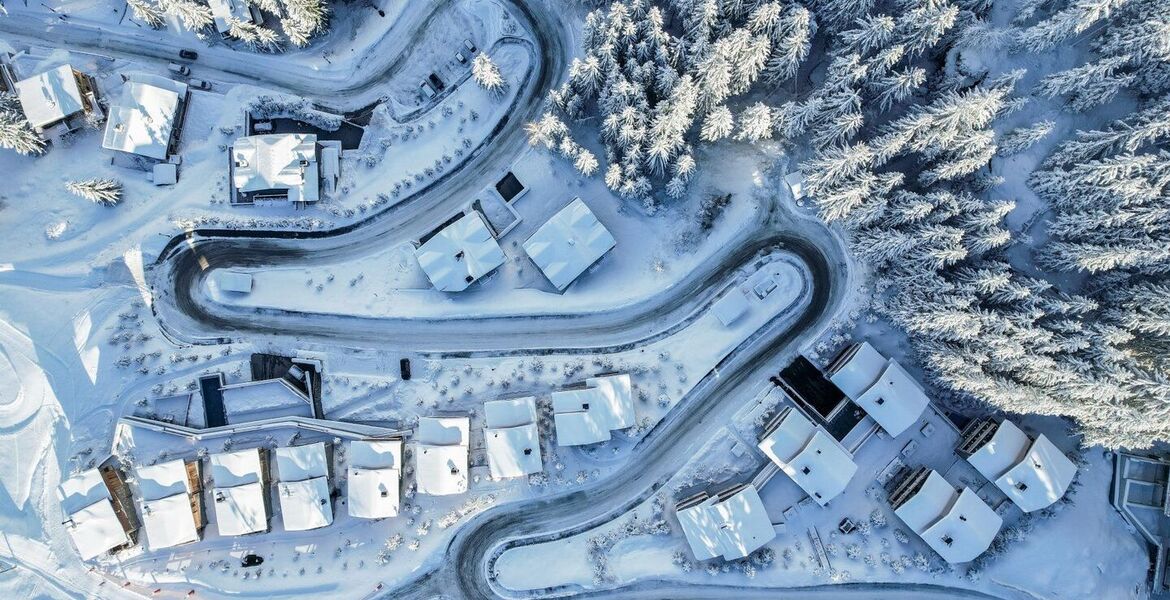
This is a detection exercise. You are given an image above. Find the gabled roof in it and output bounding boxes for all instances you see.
[208,0,255,34]
[16,64,85,129]
[551,374,634,446]
[57,469,130,560]
[676,485,775,561]
[274,443,329,482]
[209,448,263,488]
[484,397,542,479]
[277,477,332,531]
[416,417,470,496]
[232,134,321,202]
[102,80,184,160]
[967,420,1031,482]
[136,459,191,501]
[758,407,856,506]
[347,439,402,519]
[893,470,1002,564]
[415,213,506,292]
[66,499,131,560]
[828,342,887,399]
[523,198,616,291]
[140,493,199,550]
[211,481,268,536]
[996,434,1077,513]
[484,397,538,429]
[851,361,929,437]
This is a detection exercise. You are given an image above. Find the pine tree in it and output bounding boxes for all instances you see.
[998,120,1055,156]
[1034,55,1133,112]
[158,0,213,31]
[127,0,166,28]
[67,179,123,206]
[700,105,735,141]
[0,94,46,156]
[472,53,506,93]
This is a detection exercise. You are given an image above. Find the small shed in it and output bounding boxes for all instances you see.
[215,270,253,294]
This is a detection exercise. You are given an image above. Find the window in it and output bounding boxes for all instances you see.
[1016,482,1028,492]
[801,466,811,475]
[875,397,885,405]
[942,535,954,546]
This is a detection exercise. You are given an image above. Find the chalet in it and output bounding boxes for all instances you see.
[959,418,1077,513]
[483,397,542,479]
[208,0,259,34]
[551,374,634,446]
[135,459,203,551]
[102,76,188,161]
[523,198,616,291]
[57,467,137,560]
[348,439,403,519]
[209,448,269,536]
[890,467,1002,564]
[757,406,858,506]
[826,342,929,437]
[230,133,340,204]
[415,212,506,292]
[15,64,100,137]
[415,416,470,496]
[676,484,775,561]
[274,443,332,531]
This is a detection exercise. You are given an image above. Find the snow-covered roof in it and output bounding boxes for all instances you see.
[275,442,329,482]
[277,477,332,531]
[967,420,1032,483]
[347,439,402,519]
[483,397,542,479]
[551,374,634,446]
[416,417,470,496]
[712,288,750,326]
[758,407,857,506]
[16,64,86,129]
[209,448,268,535]
[997,434,1077,513]
[214,270,253,293]
[140,492,199,550]
[57,470,129,561]
[851,361,929,437]
[152,163,178,185]
[211,481,268,536]
[220,378,312,424]
[232,134,322,202]
[523,198,616,291]
[828,343,928,437]
[66,499,132,560]
[209,448,264,488]
[415,212,506,292]
[135,459,191,501]
[828,342,887,399]
[208,0,255,34]
[676,485,775,561]
[784,171,806,200]
[102,80,185,160]
[894,470,1002,564]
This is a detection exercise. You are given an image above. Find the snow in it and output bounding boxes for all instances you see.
[274,442,329,482]
[102,78,185,160]
[276,477,333,531]
[893,470,1002,564]
[15,64,85,129]
[851,361,930,438]
[712,288,751,327]
[220,378,313,423]
[551,374,635,447]
[483,397,542,479]
[414,212,506,292]
[210,481,269,536]
[415,416,469,496]
[63,498,131,561]
[996,434,1077,514]
[522,197,617,291]
[677,484,776,561]
[139,491,200,550]
[346,439,403,519]
[232,134,325,203]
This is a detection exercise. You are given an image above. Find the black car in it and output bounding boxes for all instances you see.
[241,554,264,568]
[400,358,411,381]
[179,49,198,60]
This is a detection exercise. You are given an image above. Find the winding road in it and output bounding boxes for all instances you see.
[0,2,1003,599]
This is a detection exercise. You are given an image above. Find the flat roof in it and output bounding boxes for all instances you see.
[712,288,750,326]
[485,423,543,479]
[996,434,1077,513]
[140,492,199,550]
[16,64,84,129]
[275,442,328,482]
[136,459,192,501]
[523,198,616,291]
[415,212,506,292]
[277,477,332,531]
[214,270,253,293]
[65,498,131,560]
[211,481,268,536]
[209,447,264,488]
[220,378,312,424]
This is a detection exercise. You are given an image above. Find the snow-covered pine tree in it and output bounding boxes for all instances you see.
[997,120,1055,156]
[67,179,124,206]
[700,105,735,141]
[1034,55,1133,112]
[127,0,166,28]
[1015,0,1128,54]
[472,53,506,93]
[0,93,46,156]
[157,0,213,31]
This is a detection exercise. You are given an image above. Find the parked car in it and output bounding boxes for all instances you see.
[189,79,212,91]
[455,51,467,64]
[463,39,477,53]
[179,49,199,60]
[419,80,436,98]
[253,120,274,132]
[400,358,411,381]
[167,63,190,76]
[428,72,445,91]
